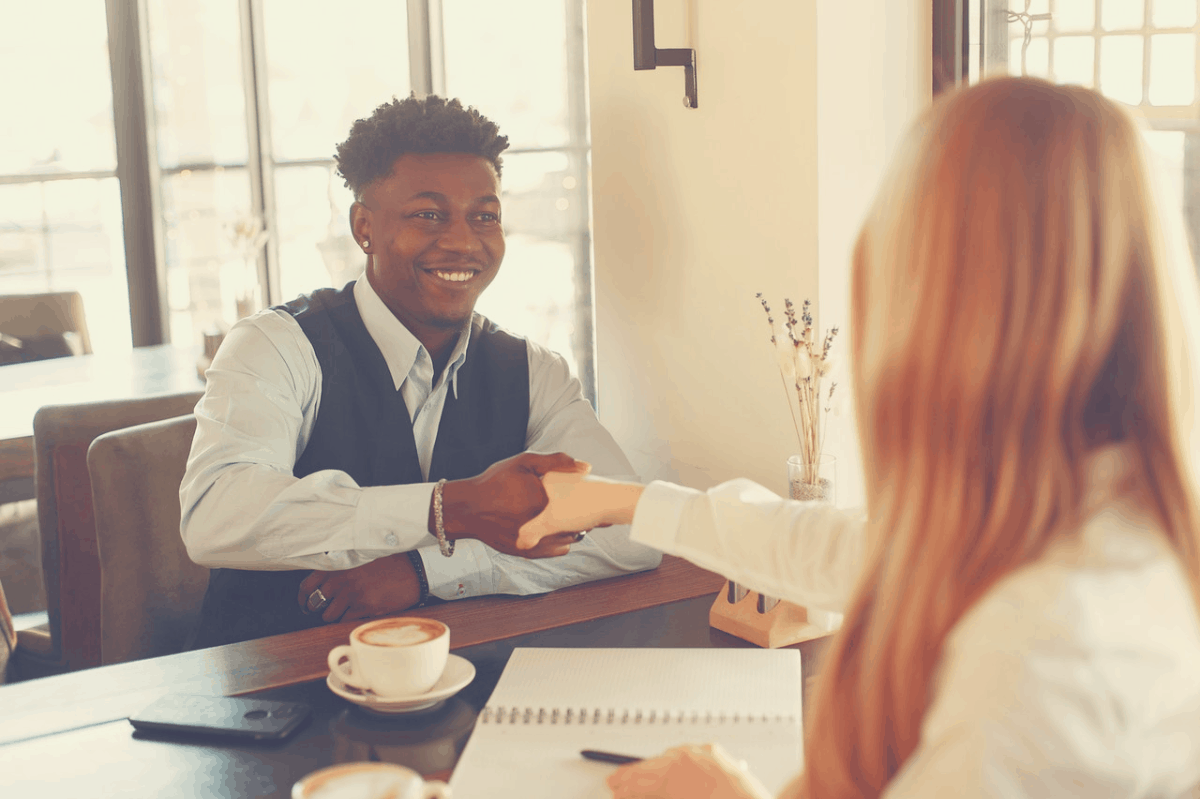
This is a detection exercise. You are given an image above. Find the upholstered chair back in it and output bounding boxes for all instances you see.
[89,414,209,665]
[0,577,15,684]
[19,391,204,674]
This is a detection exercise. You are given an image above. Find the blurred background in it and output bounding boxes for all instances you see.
[0,0,595,394]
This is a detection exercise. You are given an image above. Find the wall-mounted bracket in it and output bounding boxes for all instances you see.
[632,0,698,109]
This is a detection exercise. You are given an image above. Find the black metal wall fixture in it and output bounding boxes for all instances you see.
[633,0,698,109]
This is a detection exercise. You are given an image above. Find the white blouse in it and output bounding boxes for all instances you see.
[629,447,1200,797]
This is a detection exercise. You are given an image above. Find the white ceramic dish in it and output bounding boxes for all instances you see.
[326,653,475,715]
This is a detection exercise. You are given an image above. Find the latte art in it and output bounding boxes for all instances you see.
[357,619,444,647]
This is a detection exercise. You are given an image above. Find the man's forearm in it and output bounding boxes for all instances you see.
[183,461,438,570]
[423,526,661,600]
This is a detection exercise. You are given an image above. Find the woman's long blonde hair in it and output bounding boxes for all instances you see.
[799,76,1200,797]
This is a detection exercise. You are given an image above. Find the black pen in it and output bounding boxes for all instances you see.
[580,749,643,765]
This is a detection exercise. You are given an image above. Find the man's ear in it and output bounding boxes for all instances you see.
[350,201,371,250]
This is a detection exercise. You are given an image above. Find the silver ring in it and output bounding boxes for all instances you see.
[573,531,587,542]
[306,587,330,614]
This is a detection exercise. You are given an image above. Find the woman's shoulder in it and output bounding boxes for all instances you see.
[961,499,1199,659]
[918,507,1200,793]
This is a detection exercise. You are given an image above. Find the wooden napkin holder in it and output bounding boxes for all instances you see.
[709,582,833,649]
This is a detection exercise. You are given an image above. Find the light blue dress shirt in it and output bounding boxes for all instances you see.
[180,276,660,600]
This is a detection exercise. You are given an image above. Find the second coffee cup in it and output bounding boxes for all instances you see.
[327,617,449,697]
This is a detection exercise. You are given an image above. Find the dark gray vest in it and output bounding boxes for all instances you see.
[191,283,529,648]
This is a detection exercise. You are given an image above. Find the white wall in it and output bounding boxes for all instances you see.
[816,1,931,508]
[588,0,930,500]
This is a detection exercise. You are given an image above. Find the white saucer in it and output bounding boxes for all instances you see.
[326,654,475,715]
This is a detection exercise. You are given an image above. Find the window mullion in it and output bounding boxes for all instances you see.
[240,0,279,306]
[429,0,446,96]
[407,0,445,95]
[564,0,596,405]
[106,0,167,346]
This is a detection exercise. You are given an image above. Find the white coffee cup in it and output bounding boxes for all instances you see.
[327,617,450,698]
[291,762,450,799]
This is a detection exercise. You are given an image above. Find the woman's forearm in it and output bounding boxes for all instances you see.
[589,477,645,526]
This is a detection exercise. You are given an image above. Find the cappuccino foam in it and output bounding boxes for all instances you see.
[357,619,443,647]
[302,764,413,799]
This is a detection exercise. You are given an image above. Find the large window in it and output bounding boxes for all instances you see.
[939,0,1200,263]
[1,0,595,394]
[0,2,132,354]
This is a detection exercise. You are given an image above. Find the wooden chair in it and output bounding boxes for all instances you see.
[14,391,204,677]
[89,414,209,665]
[0,291,93,361]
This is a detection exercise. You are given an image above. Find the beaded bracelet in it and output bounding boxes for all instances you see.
[405,549,431,608]
[432,478,455,557]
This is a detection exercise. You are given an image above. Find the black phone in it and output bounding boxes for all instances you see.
[128,694,311,741]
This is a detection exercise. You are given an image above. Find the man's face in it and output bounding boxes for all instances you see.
[353,152,504,336]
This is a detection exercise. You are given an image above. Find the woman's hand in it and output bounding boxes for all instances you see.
[516,472,646,550]
[606,744,772,799]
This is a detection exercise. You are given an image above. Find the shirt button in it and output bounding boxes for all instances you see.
[385,533,398,547]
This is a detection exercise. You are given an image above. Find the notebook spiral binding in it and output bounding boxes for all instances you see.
[478,707,798,725]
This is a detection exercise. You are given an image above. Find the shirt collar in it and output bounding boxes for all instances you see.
[353,275,472,397]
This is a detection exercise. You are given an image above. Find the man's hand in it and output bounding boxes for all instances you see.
[434,452,591,557]
[296,553,422,624]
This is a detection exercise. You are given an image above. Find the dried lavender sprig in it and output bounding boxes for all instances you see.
[757,293,776,344]
[822,327,839,359]
[798,298,813,343]
[783,299,800,344]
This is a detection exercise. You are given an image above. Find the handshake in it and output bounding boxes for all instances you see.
[515,468,644,552]
[442,452,643,558]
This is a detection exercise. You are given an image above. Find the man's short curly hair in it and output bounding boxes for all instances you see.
[334,94,509,199]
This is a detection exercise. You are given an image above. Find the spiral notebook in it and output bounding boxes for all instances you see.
[449,648,803,798]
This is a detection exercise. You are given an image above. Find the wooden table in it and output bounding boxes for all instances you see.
[0,557,831,795]
[0,344,203,499]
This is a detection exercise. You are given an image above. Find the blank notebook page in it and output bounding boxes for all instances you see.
[449,648,803,799]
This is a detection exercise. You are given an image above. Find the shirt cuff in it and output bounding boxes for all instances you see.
[354,483,438,551]
[630,480,701,555]
[420,539,493,600]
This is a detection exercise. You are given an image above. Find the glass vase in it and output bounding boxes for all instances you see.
[787,454,836,504]
[786,453,843,633]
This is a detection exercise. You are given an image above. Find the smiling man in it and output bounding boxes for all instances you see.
[180,95,660,648]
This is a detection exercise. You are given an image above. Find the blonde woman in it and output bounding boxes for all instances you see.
[519,77,1200,797]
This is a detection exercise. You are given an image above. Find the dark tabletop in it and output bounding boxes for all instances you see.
[0,594,829,797]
